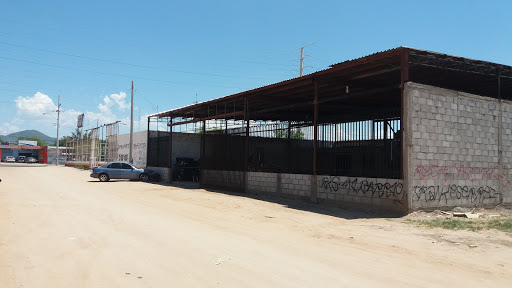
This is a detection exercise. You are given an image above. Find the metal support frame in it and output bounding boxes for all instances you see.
[400,50,409,180]
[168,117,173,183]
[168,111,244,127]
[156,125,160,166]
[201,119,206,163]
[497,67,503,204]
[313,81,319,175]
[244,98,250,172]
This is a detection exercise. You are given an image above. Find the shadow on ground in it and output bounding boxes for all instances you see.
[147,180,403,220]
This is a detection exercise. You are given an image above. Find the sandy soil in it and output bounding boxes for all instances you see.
[1,165,511,287]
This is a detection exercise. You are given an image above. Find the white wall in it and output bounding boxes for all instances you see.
[115,131,148,168]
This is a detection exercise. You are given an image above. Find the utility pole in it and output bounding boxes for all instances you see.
[129,81,134,164]
[298,43,313,77]
[56,95,61,166]
[299,47,305,77]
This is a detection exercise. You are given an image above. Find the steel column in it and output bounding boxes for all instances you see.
[498,67,503,204]
[146,117,150,166]
[400,49,409,180]
[313,81,319,175]
[498,67,502,99]
[156,122,160,166]
[168,117,173,183]
[201,120,206,160]
[244,98,249,172]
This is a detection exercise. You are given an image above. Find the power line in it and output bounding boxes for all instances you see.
[0,55,249,90]
[0,41,159,69]
[0,41,296,80]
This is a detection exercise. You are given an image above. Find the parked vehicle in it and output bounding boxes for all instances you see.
[26,157,38,163]
[17,156,26,163]
[172,157,199,181]
[4,156,15,162]
[90,162,160,182]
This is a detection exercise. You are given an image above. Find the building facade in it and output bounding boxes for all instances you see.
[148,47,512,214]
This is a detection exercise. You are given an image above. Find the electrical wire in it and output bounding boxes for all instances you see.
[0,55,250,90]
[0,41,159,69]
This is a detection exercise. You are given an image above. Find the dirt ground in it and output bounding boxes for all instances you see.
[1,166,511,287]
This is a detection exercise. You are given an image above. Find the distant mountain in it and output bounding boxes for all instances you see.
[0,130,56,145]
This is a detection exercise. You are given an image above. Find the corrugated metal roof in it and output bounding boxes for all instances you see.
[149,46,512,119]
[329,47,407,67]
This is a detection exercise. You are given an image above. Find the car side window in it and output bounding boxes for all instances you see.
[107,164,113,168]
[110,163,122,169]
[121,163,132,170]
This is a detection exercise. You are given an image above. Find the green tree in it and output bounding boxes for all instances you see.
[59,136,73,146]
[0,137,3,143]
[274,128,305,139]
[194,126,223,134]
[18,136,46,146]
[71,128,83,140]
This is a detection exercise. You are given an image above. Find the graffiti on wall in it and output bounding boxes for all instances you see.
[412,184,500,204]
[414,164,509,187]
[319,176,406,204]
[117,142,147,167]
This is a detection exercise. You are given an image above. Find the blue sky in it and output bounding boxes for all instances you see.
[1,0,511,138]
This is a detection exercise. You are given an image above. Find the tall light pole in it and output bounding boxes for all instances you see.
[56,95,61,166]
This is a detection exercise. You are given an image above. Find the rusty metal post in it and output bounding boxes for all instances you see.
[156,120,160,167]
[287,121,291,139]
[498,67,502,100]
[497,67,503,204]
[244,98,250,193]
[400,49,409,180]
[201,119,206,160]
[311,81,319,203]
[146,117,150,167]
[313,81,319,175]
[245,98,250,172]
[400,49,410,213]
[168,117,173,183]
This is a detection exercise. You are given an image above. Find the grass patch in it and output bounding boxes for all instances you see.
[406,217,512,233]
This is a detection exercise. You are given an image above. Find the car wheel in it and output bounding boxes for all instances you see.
[139,173,149,182]
[99,173,110,182]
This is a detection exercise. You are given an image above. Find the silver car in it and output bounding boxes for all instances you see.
[4,156,15,162]
[90,162,160,182]
[26,157,38,163]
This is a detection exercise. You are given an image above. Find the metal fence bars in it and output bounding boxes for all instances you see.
[151,109,401,179]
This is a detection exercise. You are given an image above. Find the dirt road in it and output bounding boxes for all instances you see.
[1,166,511,287]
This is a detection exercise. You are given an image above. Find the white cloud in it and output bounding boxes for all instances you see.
[0,90,138,138]
[110,92,129,109]
[0,123,20,135]
[98,92,129,114]
[15,92,57,117]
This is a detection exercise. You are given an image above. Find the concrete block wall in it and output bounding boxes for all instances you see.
[406,82,510,210]
[247,172,278,194]
[246,172,311,198]
[502,102,512,204]
[148,166,171,182]
[316,175,405,212]
[280,173,311,197]
[203,170,403,213]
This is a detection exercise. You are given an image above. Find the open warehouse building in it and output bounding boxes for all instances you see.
[148,47,512,214]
